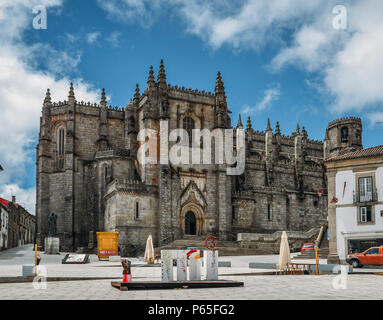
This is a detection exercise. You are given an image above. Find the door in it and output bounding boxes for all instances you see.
[363,247,380,265]
[185,211,196,235]
[378,248,383,265]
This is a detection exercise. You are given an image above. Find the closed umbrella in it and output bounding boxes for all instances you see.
[278,231,291,271]
[144,234,155,264]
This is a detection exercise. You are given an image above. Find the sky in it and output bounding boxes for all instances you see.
[0,0,382,214]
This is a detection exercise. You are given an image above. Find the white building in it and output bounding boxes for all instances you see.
[326,145,383,263]
[0,202,8,250]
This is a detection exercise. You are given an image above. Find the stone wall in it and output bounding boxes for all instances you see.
[237,228,321,254]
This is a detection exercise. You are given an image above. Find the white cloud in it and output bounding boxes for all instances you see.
[97,0,162,27]
[0,185,36,216]
[242,87,280,115]
[106,31,122,47]
[86,31,101,44]
[367,112,383,126]
[98,0,383,117]
[0,0,100,214]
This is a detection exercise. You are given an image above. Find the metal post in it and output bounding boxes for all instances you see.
[315,246,319,275]
[34,244,37,276]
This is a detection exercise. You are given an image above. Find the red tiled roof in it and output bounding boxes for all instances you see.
[0,198,9,208]
[326,145,383,162]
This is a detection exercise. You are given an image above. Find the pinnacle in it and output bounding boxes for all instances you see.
[68,82,75,98]
[148,65,155,84]
[100,88,107,105]
[215,71,225,94]
[44,88,51,104]
[276,121,281,134]
[237,114,243,128]
[266,118,272,131]
[247,116,252,130]
[158,59,166,83]
[134,83,140,102]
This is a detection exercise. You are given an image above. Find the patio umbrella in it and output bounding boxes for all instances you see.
[278,231,291,271]
[144,234,155,264]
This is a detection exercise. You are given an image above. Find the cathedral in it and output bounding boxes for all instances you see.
[36,60,363,255]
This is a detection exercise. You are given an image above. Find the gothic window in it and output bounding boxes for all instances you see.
[183,116,195,145]
[267,204,272,221]
[341,127,349,143]
[57,127,65,170]
[129,116,135,131]
[232,206,236,221]
[135,202,139,219]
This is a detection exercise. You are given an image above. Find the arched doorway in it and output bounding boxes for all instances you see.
[185,211,196,235]
[180,203,206,236]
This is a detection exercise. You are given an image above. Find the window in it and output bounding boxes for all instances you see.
[58,127,65,170]
[358,177,373,202]
[360,206,372,223]
[267,204,272,220]
[183,116,195,145]
[365,248,379,255]
[232,206,236,221]
[341,127,349,143]
[135,202,139,219]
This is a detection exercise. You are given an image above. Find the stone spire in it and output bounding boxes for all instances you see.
[68,82,75,99]
[215,71,225,96]
[237,114,243,129]
[44,88,51,106]
[147,65,155,87]
[276,121,281,134]
[296,124,300,134]
[133,84,140,105]
[247,116,252,131]
[266,118,272,131]
[215,71,228,128]
[100,88,107,106]
[157,59,166,85]
[302,126,308,139]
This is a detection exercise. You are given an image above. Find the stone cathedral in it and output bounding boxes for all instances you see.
[36,60,363,255]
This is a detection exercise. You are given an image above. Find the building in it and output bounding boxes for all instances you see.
[325,145,383,264]
[0,196,35,249]
[0,201,8,250]
[36,60,360,255]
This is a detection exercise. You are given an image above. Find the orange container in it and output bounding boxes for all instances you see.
[96,232,119,260]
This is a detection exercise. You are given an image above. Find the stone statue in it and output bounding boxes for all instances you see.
[48,212,57,237]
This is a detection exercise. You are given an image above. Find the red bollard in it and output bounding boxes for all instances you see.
[121,259,132,283]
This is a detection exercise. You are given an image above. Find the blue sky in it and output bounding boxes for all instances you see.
[0,0,382,213]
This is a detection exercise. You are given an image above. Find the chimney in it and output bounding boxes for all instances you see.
[12,195,16,203]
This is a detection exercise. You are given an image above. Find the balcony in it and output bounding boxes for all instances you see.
[353,189,379,204]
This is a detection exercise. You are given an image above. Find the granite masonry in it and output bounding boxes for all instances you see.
[36,60,363,256]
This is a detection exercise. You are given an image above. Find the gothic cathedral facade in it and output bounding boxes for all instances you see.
[36,60,363,255]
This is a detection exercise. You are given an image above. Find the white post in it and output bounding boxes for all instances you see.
[188,251,201,281]
[204,250,218,280]
[176,250,188,281]
[161,250,174,282]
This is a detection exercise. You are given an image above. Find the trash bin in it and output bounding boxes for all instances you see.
[96,232,119,260]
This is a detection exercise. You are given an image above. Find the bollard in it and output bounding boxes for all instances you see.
[161,250,174,282]
[188,251,201,281]
[176,250,188,281]
[121,259,132,283]
[204,250,218,280]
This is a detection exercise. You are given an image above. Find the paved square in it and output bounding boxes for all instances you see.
[1,245,382,300]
